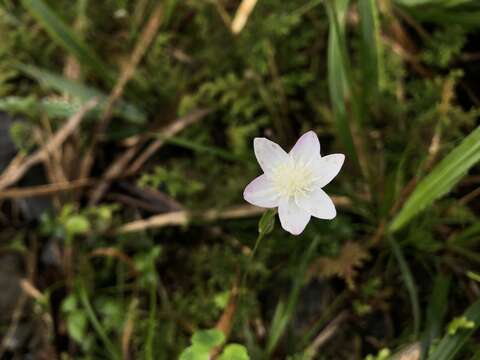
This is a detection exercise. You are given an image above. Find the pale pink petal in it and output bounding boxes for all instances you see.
[254,137,288,174]
[289,131,320,164]
[312,154,345,188]
[296,188,336,220]
[243,174,280,208]
[278,197,311,235]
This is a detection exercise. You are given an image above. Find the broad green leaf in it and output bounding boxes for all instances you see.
[389,126,480,232]
[428,299,480,360]
[17,64,146,124]
[21,0,114,83]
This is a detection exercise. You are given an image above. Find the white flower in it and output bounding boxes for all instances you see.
[243,131,345,235]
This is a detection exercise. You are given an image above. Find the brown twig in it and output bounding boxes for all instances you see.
[127,108,211,174]
[121,298,139,360]
[0,178,96,200]
[88,146,139,205]
[304,311,349,358]
[0,237,38,358]
[211,280,239,359]
[79,3,164,180]
[88,108,209,205]
[89,248,138,277]
[0,99,98,191]
[212,0,232,28]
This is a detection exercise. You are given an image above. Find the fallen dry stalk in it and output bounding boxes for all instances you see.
[304,311,349,358]
[0,99,98,191]
[118,205,264,234]
[88,108,210,205]
[118,196,351,234]
[231,0,258,34]
[127,108,211,174]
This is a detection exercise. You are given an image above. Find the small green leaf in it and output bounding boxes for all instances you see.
[65,215,90,236]
[447,316,475,336]
[179,345,209,360]
[191,329,225,349]
[61,295,78,312]
[67,310,87,343]
[218,344,250,360]
[258,209,276,235]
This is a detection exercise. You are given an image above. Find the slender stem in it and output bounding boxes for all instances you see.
[145,278,157,360]
[241,232,265,291]
[79,282,121,360]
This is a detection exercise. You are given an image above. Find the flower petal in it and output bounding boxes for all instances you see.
[254,137,288,174]
[312,153,345,188]
[243,174,280,208]
[296,188,336,220]
[278,197,311,235]
[289,131,320,164]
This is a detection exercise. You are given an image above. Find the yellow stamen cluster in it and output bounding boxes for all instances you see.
[272,158,315,199]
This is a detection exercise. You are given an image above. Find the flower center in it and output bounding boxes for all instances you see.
[272,158,315,199]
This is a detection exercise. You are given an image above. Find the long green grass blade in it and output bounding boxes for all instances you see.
[358,0,383,103]
[325,0,359,168]
[389,126,480,233]
[428,299,480,360]
[266,237,320,355]
[389,236,421,338]
[395,0,475,6]
[17,64,146,124]
[21,0,114,83]
[421,275,451,359]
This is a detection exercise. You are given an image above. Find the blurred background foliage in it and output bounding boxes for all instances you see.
[0,0,480,359]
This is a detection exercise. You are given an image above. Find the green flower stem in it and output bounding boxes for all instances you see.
[240,232,265,293]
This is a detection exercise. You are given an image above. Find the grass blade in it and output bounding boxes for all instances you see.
[389,236,421,338]
[428,299,480,360]
[266,237,320,355]
[21,0,114,83]
[358,0,383,103]
[420,275,451,359]
[325,0,359,169]
[389,126,480,233]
